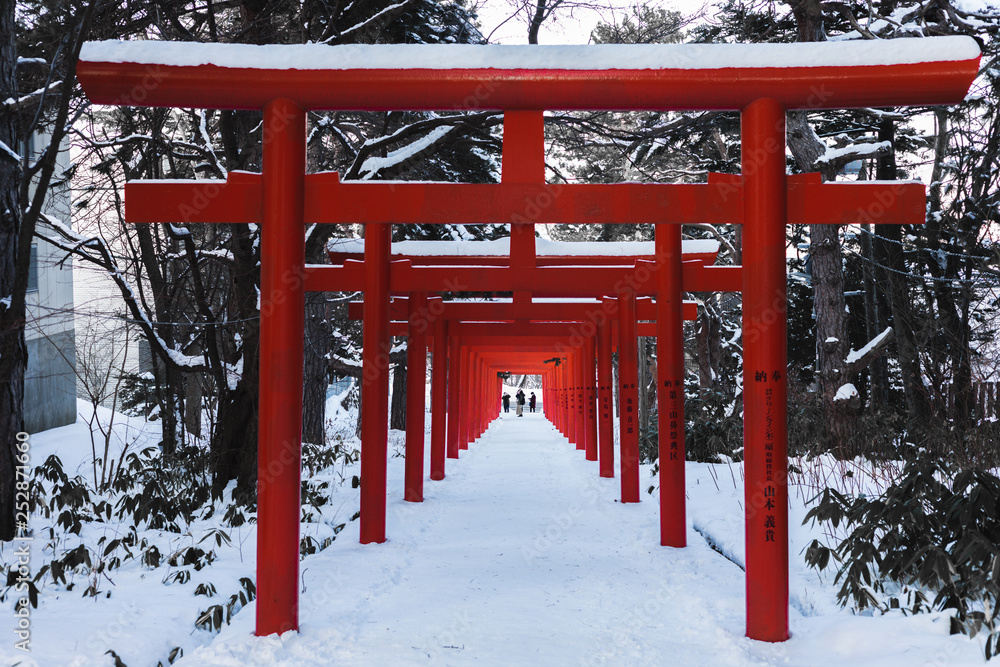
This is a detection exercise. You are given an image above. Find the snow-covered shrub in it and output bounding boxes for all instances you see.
[804,452,1000,659]
[195,577,256,633]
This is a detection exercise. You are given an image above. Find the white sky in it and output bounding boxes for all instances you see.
[472,0,710,45]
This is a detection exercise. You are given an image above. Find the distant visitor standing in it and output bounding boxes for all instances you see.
[502,392,511,413]
[529,392,536,412]
[515,389,525,417]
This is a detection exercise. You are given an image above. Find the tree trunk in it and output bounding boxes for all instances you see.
[696,296,722,399]
[785,4,859,456]
[0,0,24,540]
[811,221,855,455]
[857,162,888,408]
[528,0,547,44]
[926,109,974,429]
[612,352,619,416]
[302,290,328,445]
[185,371,202,439]
[786,110,857,455]
[390,354,407,431]
[859,220,888,407]
[872,118,931,423]
[638,337,649,430]
[210,222,260,499]
[355,385,363,440]
[134,222,183,456]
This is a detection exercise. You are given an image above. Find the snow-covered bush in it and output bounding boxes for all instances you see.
[804,452,1000,659]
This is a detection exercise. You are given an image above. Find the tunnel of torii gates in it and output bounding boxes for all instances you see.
[77,36,979,642]
[333,238,722,499]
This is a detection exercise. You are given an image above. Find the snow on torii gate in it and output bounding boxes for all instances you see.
[77,37,980,643]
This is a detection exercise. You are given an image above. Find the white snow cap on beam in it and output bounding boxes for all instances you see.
[80,37,980,71]
[327,238,719,257]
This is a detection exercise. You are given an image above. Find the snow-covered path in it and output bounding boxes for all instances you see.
[179,411,979,666]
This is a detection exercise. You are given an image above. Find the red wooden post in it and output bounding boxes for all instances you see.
[565,353,573,437]
[476,354,485,438]
[470,349,479,444]
[742,97,789,642]
[490,371,496,423]
[597,312,615,478]
[256,98,305,636]
[475,354,481,437]
[360,220,391,544]
[446,335,461,458]
[541,375,547,418]
[430,319,448,480]
[549,371,555,420]
[495,372,502,421]
[475,353,483,438]
[567,351,577,443]
[618,290,640,503]
[575,348,586,451]
[545,371,551,419]
[490,365,497,422]
[503,110,543,308]
[567,350,577,446]
[656,223,686,547]
[584,336,598,462]
[480,356,488,436]
[564,359,571,437]
[468,350,478,441]
[555,361,563,431]
[552,360,560,429]
[405,292,428,502]
[459,346,471,450]
[554,362,563,433]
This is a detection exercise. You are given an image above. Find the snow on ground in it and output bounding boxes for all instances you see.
[2,401,987,666]
[178,413,979,667]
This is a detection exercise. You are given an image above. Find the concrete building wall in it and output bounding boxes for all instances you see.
[24,130,77,433]
[24,331,77,432]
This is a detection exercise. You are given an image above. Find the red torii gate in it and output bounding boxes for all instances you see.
[346,293,703,502]
[336,237,724,522]
[77,37,979,643]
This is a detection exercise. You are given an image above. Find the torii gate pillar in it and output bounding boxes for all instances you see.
[742,97,789,641]
[656,222,685,548]
[256,98,305,635]
[430,319,448,480]
[447,335,461,458]
[404,292,428,502]
[597,312,615,478]
[618,290,640,503]
[360,220,391,545]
